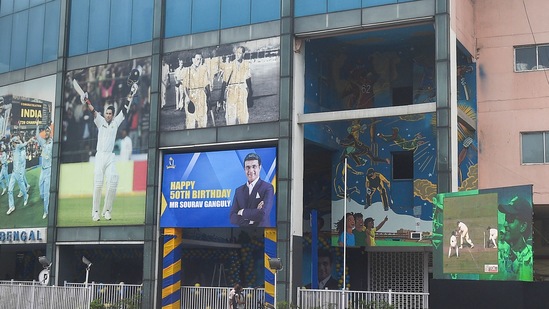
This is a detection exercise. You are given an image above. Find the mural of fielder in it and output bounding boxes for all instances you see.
[365,167,393,211]
[486,226,498,249]
[336,120,389,166]
[333,160,362,200]
[448,230,459,258]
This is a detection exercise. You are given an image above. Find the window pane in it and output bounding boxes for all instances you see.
[164,0,191,38]
[522,132,544,163]
[110,0,132,48]
[14,0,30,12]
[538,45,549,69]
[251,0,279,23]
[192,0,220,33]
[88,0,110,52]
[545,133,549,163]
[0,16,12,73]
[30,0,46,7]
[26,5,45,66]
[11,11,29,70]
[0,0,14,16]
[43,0,60,62]
[295,0,326,17]
[515,47,536,71]
[328,0,360,12]
[131,0,153,44]
[69,0,90,56]
[221,0,250,28]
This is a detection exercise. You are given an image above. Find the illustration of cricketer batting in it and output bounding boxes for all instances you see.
[35,121,53,219]
[76,69,140,221]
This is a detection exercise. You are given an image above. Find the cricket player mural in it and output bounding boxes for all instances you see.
[0,76,55,234]
[58,58,150,226]
[160,37,280,131]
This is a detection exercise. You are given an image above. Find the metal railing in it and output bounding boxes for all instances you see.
[0,281,142,309]
[0,283,90,309]
[297,288,429,309]
[180,286,265,309]
[65,282,143,308]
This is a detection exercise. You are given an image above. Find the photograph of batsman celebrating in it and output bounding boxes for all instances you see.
[76,69,140,221]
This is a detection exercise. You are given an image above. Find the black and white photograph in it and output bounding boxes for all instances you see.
[160,37,280,131]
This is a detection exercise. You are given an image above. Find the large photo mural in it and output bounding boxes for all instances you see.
[160,37,280,130]
[58,58,150,226]
[0,76,56,243]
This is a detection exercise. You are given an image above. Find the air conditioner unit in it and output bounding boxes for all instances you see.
[410,232,422,240]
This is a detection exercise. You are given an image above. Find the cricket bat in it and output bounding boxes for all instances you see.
[72,79,90,104]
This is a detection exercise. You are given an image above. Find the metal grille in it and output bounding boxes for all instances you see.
[369,251,426,293]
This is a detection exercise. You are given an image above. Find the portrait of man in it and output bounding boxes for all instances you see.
[183,53,210,129]
[229,152,274,227]
[307,249,339,290]
[498,196,533,281]
[223,46,252,125]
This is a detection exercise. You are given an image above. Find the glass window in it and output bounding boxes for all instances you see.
[11,11,29,70]
[164,0,192,38]
[521,132,545,164]
[192,0,220,33]
[251,0,279,23]
[26,5,45,66]
[110,0,132,48]
[515,46,536,71]
[538,45,549,69]
[295,0,326,17]
[131,0,153,44]
[0,0,14,16]
[69,0,90,56]
[328,0,360,12]
[88,0,110,52]
[0,16,13,73]
[362,0,395,7]
[14,0,30,12]
[221,0,250,28]
[43,0,60,62]
[30,0,46,7]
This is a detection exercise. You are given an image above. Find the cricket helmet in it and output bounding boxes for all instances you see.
[127,69,140,86]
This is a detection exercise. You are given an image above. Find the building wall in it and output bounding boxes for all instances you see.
[476,0,549,205]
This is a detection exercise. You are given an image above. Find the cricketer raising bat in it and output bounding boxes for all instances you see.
[72,79,91,105]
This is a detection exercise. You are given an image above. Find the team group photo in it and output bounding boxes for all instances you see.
[0,77,55,228]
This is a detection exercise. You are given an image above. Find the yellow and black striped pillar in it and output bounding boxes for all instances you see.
[264,228,277,307]
[162,228,182,309]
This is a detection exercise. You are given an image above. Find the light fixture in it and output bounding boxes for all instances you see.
[268,258,283,271]
[38,256,51,269]
[82,256,93,287]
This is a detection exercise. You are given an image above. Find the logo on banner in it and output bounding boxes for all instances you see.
[166,157,175,169]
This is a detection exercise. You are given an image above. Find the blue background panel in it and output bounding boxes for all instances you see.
[69,0,90,56]
[164,0,192,38]
[26,5,46,66]
[11,11,29,70]
[110,0,132,47]
[251,0,279,23]
[131,0,153,44]
[88,0,110,53]
[191,0,221,33]
[221,0,250,29]
[43,0,60,62]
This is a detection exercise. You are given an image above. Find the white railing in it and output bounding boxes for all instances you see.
[0,284,91,309]
[0,281,143,309]
[65,282,143,308]
[180,286,265,309]
[297,288,429,309]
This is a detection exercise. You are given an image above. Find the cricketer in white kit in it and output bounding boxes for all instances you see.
[84,98,126,221]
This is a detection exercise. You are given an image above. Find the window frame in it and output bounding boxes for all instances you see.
[521,131,549,164]
[514,44,549,72]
